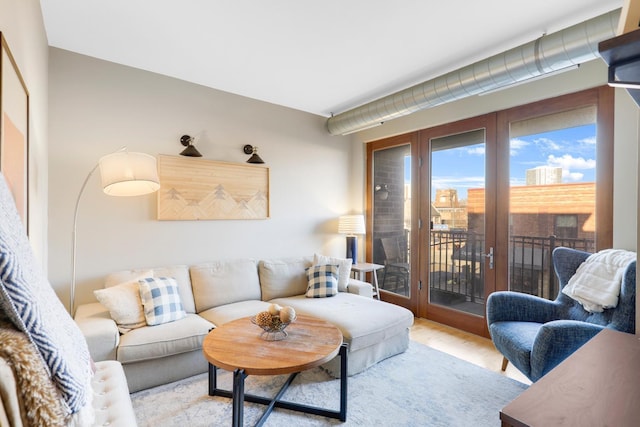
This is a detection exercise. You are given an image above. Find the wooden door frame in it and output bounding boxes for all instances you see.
[417,114,497,338]
[495,86,614,283]
[366,132,419,313]
[364,86,614,337]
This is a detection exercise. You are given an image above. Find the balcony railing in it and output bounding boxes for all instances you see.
[430,231,594,303]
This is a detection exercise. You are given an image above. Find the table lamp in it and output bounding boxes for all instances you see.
[338,214,366,264]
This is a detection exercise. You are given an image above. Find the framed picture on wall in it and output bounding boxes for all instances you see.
[0,32,30,233]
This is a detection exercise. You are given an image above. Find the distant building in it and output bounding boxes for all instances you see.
[467,182,595,239]
[433,189,467,230]
[526,166,562,185]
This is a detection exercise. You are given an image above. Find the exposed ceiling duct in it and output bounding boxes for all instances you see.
[326,9,620,136]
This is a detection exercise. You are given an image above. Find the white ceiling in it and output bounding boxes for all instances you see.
[40,0,623,118]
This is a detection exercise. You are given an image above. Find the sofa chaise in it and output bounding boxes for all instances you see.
[75,256,415,392]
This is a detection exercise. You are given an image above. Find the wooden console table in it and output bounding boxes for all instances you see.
[500,329,640,427]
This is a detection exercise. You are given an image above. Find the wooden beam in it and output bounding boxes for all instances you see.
[618,0,640,35]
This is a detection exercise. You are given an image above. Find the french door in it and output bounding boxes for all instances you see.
[418,115,497,336]
[367,87,613,337]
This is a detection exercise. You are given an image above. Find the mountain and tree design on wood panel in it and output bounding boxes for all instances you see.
[157,155,269,220]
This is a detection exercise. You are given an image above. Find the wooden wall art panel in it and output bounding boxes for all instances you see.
[157,154,269,220]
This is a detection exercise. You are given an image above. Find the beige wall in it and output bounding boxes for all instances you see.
[48,48,360,310]
[0,0,49,268]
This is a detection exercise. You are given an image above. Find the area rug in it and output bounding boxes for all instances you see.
[131,342,528,426]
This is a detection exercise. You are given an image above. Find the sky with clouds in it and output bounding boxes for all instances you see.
[429,123,596,200]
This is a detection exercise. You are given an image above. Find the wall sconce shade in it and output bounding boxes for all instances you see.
[99,151,160,196]
[375,184,389,200]
[179,134,202,157]
[338,214,366,264]
[244,145,265,164]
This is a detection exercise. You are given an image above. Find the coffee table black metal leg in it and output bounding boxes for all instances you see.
[208,363,216,396]
[339,343,348,421]
[232,369,247,427]
[207,344,348,425]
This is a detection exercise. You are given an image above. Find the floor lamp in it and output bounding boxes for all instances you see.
[70,149,160,315]
[338,214,366,264]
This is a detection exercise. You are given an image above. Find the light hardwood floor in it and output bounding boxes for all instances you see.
[410,317,531,385]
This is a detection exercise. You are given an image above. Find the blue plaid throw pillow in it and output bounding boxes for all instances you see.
[305,264,339,298]
[138,277,186,326]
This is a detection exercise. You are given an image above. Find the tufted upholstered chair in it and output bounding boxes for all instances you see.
[486,246,636,382]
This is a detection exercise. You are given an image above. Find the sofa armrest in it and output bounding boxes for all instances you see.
[74,302,119,362]
[346,278,373,298]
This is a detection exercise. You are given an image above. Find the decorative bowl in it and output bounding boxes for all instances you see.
[251,316,291,341]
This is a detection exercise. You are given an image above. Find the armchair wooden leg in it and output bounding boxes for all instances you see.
[501,356,509,371]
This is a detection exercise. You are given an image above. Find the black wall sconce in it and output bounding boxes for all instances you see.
[243,145,265,164]
[375,184,389,200]
[179,135,202,157]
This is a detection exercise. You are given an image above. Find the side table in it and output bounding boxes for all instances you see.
[351,263,384,299]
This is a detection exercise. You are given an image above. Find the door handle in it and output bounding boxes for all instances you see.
[485,247,494,270]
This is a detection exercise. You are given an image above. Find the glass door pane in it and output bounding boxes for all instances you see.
[372,144,411,298]
[508,108,596,299]
[430,130,486,316]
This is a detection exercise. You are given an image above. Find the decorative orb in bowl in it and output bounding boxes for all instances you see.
[251,305,297,341]
[251,316,291,341]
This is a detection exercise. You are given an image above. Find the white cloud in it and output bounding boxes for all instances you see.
[563,171,584,181]
[467,146,485,155]
[432,176,485,190]
[547,154,595,170]
[509,138,528,156]
[534,137,561,151]
[579,136,596,145]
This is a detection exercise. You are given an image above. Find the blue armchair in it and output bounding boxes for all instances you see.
[486,247,636,382]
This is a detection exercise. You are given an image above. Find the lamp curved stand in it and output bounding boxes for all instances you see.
[70,163,99,315]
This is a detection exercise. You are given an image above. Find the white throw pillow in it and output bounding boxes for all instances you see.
[314,253,352,292]
[94,277,149,334]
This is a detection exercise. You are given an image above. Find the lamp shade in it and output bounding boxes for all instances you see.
[338,215,366,235]
[98,151,160,196]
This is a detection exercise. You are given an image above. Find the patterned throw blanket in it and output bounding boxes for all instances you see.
[0,322,66,427]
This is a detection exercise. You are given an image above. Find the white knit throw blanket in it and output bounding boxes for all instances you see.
[562,249,636,312]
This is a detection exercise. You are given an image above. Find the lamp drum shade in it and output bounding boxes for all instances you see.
[99,152,160,196]
[338,214,366,235]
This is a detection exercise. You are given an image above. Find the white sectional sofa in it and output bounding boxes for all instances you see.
[75,256,415,392]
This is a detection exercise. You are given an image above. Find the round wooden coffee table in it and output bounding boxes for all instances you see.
[202,315,347,427]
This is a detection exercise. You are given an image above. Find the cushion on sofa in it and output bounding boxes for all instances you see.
[305,264,339,298]
[259,257,313,300]
[94,271,152,333]
[116,313,213,364]
[105,265,196,314]
[270,293,414,352]
[138,277,187,326]
[190,259,261,313]
[313,254,352,292]
[198,300,272,326]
